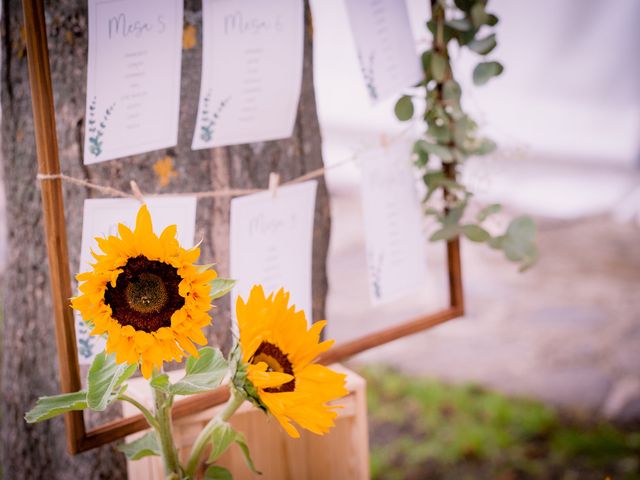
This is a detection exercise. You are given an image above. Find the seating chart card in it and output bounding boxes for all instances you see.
[360,142,428,304]
[230,181,317,324]
[344,0,422,103]
[75,197,197,365]
[84,0,183,164]
[192,0,304,149]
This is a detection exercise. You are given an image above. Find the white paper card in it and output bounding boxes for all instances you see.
[75,196,197,365]
[360,142,428,304]
[84,0,183,164]
[230,181,317,324]
[192,0,304,149]
[344,0,422,103]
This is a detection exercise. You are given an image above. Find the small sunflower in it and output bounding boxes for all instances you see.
[72,205,216,378]
[236,285,348,438]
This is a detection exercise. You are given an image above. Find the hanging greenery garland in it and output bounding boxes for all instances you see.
[395,0,538,271]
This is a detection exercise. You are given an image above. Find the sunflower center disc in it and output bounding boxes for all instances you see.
[125,272,168,313]
[105,256,185,333]
[252,342,296,393]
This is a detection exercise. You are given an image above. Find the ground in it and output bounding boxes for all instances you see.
[362,366,640,480]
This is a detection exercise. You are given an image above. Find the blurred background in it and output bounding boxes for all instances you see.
[310,0,640,478]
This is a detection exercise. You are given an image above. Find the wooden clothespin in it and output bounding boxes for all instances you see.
[129,180,146,204]
[379,133,390,152]
[268,172,280,199]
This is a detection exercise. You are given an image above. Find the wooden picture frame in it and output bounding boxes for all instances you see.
[23,0,464,454]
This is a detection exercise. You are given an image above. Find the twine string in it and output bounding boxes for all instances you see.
[36,126,413,199]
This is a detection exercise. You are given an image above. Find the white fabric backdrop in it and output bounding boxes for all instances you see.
[312,0,640,165]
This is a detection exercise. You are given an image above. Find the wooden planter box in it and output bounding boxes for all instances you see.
[122,364,369,479]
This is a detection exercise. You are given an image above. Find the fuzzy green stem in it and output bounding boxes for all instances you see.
[185,388,246,478]
[118,394,160,431]
[152,375,182,477]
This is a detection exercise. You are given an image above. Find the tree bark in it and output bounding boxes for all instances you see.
[0,1,329,478]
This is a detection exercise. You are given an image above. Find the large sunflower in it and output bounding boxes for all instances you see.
[71,205,216,378]
[236,285,348,438]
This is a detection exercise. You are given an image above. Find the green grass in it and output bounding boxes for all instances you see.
[360,366,640,480]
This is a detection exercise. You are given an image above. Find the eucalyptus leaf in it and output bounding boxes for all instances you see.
[429,125,452,143]
[476,203,501,222]
[444,197,468,225]
[453,0,473,12]
[502,217,537,263]
[506,216,536,243]
[87,352,137,411]
[446,18,472,31]
[170,347,227,395]
[473,138,497,155]
[518,244,540,272]
[25,391,88,423]
[488,235,505,250]
[423,171,461,193]
[205,466,232,480]
[394,95,414,121]
[118,432,161,460]
[210,278,236,301]
[412,141,429,167]
[424,207,444,222]
[431,53,447,83]
[443,80,461,101]
[421,50,433,76]
[426,19,455,43]
[456,29,477,47]
[416,141,453,162]
[462,224,490,242]
[468,34,497,55]
[486,14,499,26]
[430,224,461,242]
[470,2,487,27]
[473,62,504,86]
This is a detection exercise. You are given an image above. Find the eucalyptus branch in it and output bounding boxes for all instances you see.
[395,0,538,271]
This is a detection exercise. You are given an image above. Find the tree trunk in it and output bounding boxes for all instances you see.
[0,1,329,478]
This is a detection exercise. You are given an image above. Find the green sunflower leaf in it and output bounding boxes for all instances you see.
[149,373,172,394]
[87,351,137,411]
[234,430,259,474]
[205,421,260,474]
[207,421,237,463]
[210,278,236,300]
[25,391,88,423]
[118,431,161,460]
[205,466,232,480]
[170,347,227,395]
